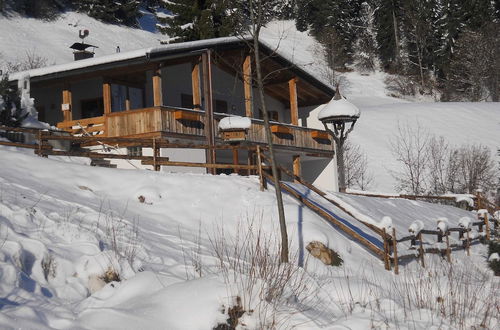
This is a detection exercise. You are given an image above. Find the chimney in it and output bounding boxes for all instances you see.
[69,29,98,61]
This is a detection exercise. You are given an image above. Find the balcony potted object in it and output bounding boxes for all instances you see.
[218,116,251,142]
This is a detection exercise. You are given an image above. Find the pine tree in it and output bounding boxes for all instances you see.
[0,75,25,127]
[157,0,236,42]
[353,1,378,73]
[373,0,403,70]
[76,0,140,26]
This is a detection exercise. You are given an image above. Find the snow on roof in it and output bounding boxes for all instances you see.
[218,116,251,131]
[9,36,252,81]
[317,96,361,121]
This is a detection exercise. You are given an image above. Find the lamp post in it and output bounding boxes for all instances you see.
[318,87,360,192]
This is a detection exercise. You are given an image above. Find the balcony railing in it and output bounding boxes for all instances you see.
[58,106,333,153]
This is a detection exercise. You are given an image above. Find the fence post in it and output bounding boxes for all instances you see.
[153,138,160,171]
[465,229,471,256]
[37,130,48,158]
[484,213,490,241]
[382,228,391,271]
[445,231,451,262]
[392,227,399,275]
[418,232,425,268]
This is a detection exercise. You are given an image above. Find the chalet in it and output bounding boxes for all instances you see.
[9,36,339,191]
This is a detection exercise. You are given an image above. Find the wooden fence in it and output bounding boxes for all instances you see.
[256,147,499,274]
[0,125,267,173]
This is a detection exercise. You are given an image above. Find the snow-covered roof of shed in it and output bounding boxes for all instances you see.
[9,36,252,81]
[317,91,360,122]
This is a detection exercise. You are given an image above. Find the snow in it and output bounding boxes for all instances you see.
[318,96,361,121]
[489,253,500,261]
[437,217,449,233]
[409,220,424,234]
[0,141,499,328]
[218,115,251,130]
[349,102,500,192]
[1,13,499,328]
[478,209,488,216]
[0,11,160,72]
[458,217,472,229]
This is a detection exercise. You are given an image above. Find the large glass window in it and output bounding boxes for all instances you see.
[111,84,145,112]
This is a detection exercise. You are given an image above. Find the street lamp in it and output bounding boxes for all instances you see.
[318,86,360,192]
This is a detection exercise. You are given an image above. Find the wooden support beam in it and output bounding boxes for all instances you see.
[232,147,239,174]
[103,81,112,115]
[243,55,253,117]
[293,155,301,183]
[61,86,72,122]
[202,51,216,173]
[288,77,299,125]
[192,59,201,110]
[152,65,163,107]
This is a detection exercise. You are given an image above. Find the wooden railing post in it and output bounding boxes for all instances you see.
[392,228,399,274]
[382,228,391,270]
[418,232,425,268]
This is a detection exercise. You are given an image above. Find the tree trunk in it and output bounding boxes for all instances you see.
[251,4,289,263]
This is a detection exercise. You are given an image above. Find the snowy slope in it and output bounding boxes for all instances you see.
[0,11,160,68]
[349,102,500,192]
[0,145,498,329]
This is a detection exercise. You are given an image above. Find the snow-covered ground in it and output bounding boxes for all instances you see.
[0,146,499,329]
[1,14,499,328]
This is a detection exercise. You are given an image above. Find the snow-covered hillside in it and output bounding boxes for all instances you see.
[0,145,498,329]
[0,11,159,67]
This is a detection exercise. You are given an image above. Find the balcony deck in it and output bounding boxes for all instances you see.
[57,106,334,155]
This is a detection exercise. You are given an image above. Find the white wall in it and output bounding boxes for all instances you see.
[303,102,339,192]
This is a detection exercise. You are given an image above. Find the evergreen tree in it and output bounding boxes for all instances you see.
[76,0,140,26]
[373,0,403,70]
[0,75,25,127]
[157,0,236,42]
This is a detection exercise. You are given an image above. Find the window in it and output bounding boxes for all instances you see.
[181,93,228,113]
[127,146,142,157]
[259,109,279,121]
[81,98,104,118]
[111,84,144,112]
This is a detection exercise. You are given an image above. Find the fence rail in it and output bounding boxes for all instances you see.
[0,125,266,173]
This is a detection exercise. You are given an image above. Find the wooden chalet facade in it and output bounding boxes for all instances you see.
[11,37,338,190]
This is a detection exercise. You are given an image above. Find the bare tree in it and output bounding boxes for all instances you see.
[232,0,289,263]
[2,49,49,73]
[390,122,430,194]
[456,144,497,194]
[344,140,373,191]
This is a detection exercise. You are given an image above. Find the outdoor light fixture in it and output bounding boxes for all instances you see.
[318,86,360,192]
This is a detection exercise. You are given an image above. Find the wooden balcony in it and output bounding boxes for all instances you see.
[58,106,333,154]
